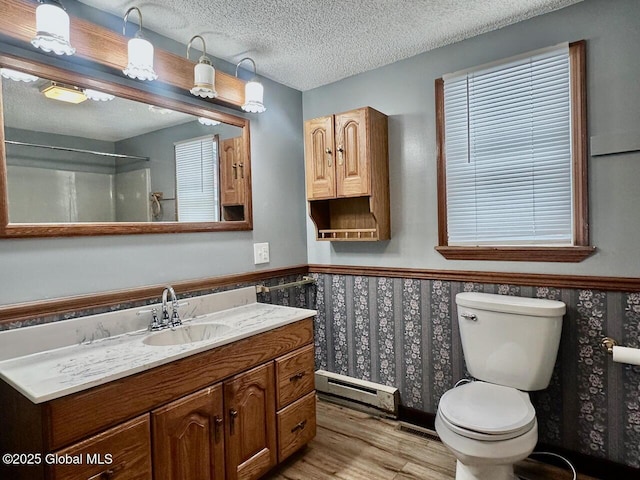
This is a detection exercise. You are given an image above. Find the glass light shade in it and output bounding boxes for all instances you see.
[190,61,217,98]
[198,117,221,126]
[31,4,76,56]
[242,80,266,113]
[84,89,115,101]
[123,37,157,81]
[0,68,38,83]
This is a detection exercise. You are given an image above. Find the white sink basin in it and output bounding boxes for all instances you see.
[143,323,233,347]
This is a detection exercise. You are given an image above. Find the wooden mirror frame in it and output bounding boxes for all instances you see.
[0,53,253,237]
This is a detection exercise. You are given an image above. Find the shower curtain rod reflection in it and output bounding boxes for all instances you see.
[4,140,150,161]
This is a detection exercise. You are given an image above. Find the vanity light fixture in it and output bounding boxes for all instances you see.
[235,57,266,113]
[31,0,76,56]
[0,68,39,83]
[40,82,87,104]
[122,7,157,81]
[187,35,217,98]
[198,117,221,126]
[84,89,115,101]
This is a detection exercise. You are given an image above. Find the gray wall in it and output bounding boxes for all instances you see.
[0,0,307,305]
[303,0,640,278]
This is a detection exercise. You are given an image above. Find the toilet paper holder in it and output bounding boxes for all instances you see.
[601,336,617,354]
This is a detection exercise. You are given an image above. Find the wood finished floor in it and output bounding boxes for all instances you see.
[265,400,599,480]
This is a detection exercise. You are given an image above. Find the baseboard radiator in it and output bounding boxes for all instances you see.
[315,370,400,418]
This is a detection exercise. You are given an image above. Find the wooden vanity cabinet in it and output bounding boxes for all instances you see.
[0,318,315,480]
[274,345,316,462]
[304,106,390,241]
[152,385,225,480]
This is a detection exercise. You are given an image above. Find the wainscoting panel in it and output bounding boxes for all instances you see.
[310,272,640,470]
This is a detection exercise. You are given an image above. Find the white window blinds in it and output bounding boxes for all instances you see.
[175,136,219,222]
[443,45,573,246]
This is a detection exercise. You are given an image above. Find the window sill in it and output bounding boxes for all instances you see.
[435,246,596,263]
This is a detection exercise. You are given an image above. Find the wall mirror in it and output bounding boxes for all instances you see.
[0,54,252,237]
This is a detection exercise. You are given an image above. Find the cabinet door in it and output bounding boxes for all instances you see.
[224,363,277,480]
[49,415,151,480]
[220,137,244,206]
[304,115,336,199]
[335,108,370,197]
[152,385,225,480]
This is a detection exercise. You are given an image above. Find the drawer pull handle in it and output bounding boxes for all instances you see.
[229,409,238,435]
[291,420,307,433]
[289,372,305,382]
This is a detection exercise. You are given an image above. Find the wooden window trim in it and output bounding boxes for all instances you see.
[435,41,594,263]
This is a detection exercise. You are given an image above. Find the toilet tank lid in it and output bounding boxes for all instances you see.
[456,292,566,317]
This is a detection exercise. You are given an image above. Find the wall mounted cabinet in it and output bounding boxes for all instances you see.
[304,107,390,241]
[220,136,247,221]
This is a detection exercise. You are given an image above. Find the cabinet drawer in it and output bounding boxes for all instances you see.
[49,415,151,480]
[275,344,315,409]
[276,391,316,462]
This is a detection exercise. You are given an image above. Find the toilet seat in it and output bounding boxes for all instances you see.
[438,381,536,442]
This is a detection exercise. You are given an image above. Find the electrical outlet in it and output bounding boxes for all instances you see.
[253,242,270,264]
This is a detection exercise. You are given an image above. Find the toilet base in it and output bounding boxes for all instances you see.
[455,460,517,480]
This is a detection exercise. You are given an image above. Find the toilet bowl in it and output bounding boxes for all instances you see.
[434,292,566,480]
[435,381,538,480]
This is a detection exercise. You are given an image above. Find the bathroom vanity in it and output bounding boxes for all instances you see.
[0,287,317,480]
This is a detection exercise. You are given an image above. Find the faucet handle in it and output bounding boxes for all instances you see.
[138,307,162,331]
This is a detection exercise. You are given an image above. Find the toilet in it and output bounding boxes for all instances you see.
[435,292,566,480]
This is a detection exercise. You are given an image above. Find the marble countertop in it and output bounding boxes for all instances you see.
[0,287,316,404]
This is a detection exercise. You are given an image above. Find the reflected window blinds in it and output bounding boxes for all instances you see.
[175,136,219,222]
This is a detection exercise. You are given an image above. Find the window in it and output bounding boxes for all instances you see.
[174,135,220,222]
[435,41,593,262]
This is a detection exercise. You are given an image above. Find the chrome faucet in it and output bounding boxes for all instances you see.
[161,285,182,328]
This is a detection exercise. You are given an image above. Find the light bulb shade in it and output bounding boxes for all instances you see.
[242,80,266,113]
[198,117,221,126]
[84,89,115,101]
[190,62,217,98]
[123,37,157,81]
[0,68,39,83]
[31,4,76,56]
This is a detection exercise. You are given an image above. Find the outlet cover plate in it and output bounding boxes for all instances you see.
[253,242,270,264]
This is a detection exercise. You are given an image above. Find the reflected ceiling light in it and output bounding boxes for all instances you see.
[31,0,76,56]
[187,35,217,98]
[0,68,39,83]
[40,82,87,104]
[84,89,115,101]
[122,7,157,81]
[235,57,265,114]
[198,117,221,126]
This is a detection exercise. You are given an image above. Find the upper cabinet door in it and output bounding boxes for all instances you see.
[335,108,370,197]
[304,116,336,200]
[220,137,244,206]
[152,384,225,480]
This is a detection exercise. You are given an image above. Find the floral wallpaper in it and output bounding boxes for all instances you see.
[311,272,640,470]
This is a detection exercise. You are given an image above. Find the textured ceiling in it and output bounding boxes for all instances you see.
[76,0,582,91]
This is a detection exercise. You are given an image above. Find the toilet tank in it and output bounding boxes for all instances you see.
[455,292,565,391]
